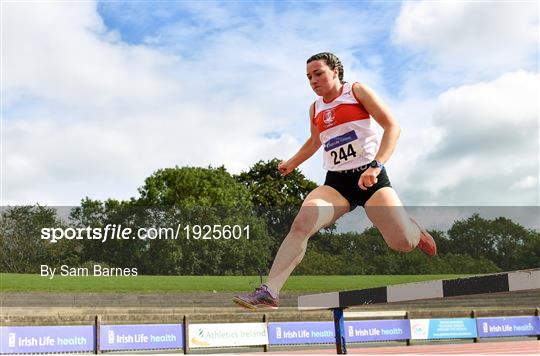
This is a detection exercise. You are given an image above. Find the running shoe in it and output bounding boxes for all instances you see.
[233,284,279,310]
[411,218,437,257]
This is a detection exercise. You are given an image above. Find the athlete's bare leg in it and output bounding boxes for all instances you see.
[265,185,350,293]
[364,187,421,252]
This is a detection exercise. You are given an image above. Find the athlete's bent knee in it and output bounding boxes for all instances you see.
[387,235,415,252]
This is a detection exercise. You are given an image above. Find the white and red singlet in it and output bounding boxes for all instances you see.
[312,82,380,171]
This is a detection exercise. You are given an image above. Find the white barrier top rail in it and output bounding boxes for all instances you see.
[343,310,407,318]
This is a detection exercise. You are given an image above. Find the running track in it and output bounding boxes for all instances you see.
[254,340,539,354]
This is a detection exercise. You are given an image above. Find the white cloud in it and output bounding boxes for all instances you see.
[2,2,385,205]
[393,1,538,75]
[511,175,538,190]
[4,3,178,108]
[401,70,539,205]
[390,1,539,206]
[3,1,538,210]
[1,2,302,204]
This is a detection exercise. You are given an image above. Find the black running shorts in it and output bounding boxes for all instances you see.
[324,165,392,210]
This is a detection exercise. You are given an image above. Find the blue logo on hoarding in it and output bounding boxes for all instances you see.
[477,316,539,338]
[268,320,410,345]
[346,320,410,343]
[0,326,94,354]
[268,322,334,345]
[99,324,183,351]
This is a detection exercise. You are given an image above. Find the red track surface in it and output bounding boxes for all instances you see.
[257,340,539,355]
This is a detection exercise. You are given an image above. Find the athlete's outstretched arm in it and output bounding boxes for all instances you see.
[278,104,321,176]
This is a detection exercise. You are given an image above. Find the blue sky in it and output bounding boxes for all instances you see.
[2,1,539,213]
[96,1,414,95]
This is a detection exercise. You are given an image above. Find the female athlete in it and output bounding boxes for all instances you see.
[233,52,436,310]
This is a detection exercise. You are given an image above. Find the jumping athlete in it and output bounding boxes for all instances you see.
[233,52,437,310]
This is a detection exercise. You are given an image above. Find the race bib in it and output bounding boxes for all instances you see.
[324,130,364,169]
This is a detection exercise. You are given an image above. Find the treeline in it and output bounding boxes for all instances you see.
[1,159,538,275]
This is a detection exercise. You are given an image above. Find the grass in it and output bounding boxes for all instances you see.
[0,273,466,293]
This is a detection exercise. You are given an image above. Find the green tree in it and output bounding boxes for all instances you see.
[235,159,317,207]
[435,253,500,274]
[140,166,251,207]
[137,166,272,275]
[70,198,151,272]
[517,231,540,269]
[294,249,348,275]
[70,167,274,275]
[235,159,318,261]
[0,206,79,273]
[447,214,538,270]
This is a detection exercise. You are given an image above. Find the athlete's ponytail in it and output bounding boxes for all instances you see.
[307,52,345,84]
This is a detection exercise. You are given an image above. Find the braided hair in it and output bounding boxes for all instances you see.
[307,52,345,84]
